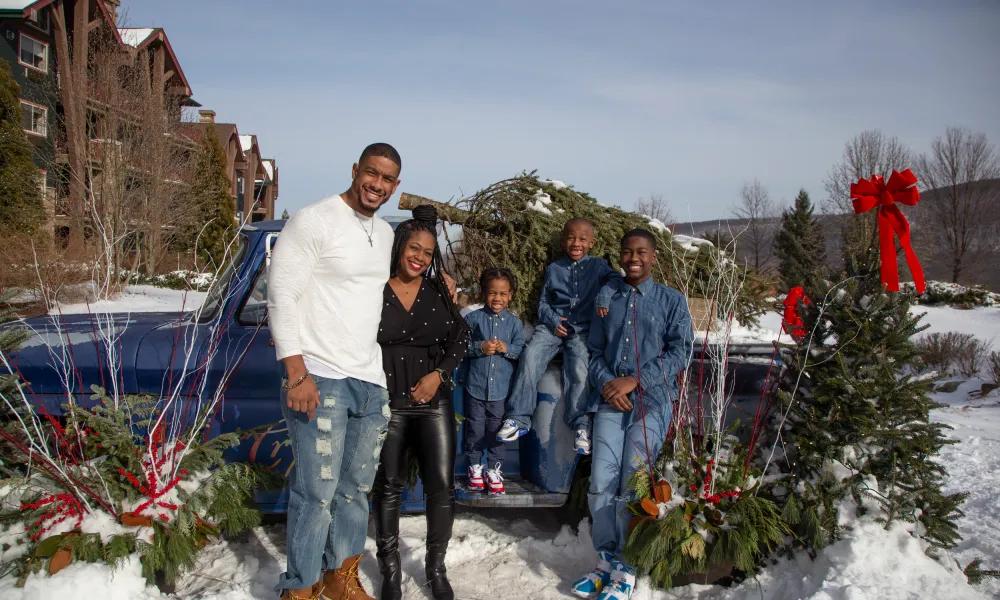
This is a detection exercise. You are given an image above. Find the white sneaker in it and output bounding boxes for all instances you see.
[574,429,592,455]
[468,464,485,491]
[486,463,505,496]
[496,419,529,442]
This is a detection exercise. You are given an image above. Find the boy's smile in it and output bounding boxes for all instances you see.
[619,235,656,284]
[563,220,595,262]
[485,278,512,313]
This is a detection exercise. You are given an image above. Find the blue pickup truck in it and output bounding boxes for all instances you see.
[8,219,773,513]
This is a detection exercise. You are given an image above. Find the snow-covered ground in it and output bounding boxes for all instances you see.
[51,285,207,316]
[5,290,999,599]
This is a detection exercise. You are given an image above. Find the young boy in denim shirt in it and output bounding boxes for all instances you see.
[571,228,693,600]
[463,268,525,496]
[497,217,619,455]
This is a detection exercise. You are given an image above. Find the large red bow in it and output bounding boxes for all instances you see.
[782,286,810,339]
[850,169,925,294]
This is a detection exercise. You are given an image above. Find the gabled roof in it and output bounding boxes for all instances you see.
[117,27,192,98]
[1,0,123,45]
[0,0,48,13]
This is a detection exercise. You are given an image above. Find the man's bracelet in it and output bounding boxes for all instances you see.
[283,372,311,391]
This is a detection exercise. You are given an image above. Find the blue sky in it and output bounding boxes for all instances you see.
[124,0,1000,222]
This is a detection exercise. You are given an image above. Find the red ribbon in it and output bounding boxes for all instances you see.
[849,169,925,294]
[782,286,810,339]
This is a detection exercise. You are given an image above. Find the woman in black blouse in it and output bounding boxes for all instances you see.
[372,205,469,600]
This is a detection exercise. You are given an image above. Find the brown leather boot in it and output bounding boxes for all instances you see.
[280,583,323,600]
[320,554,374,600]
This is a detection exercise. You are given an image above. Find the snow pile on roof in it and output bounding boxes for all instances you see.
[672,234,714,253]
[526,189,553,216]
[262,159,274,180]
[238,135,254,153]
[118,28,156,48]
[0,1,36,11]
[538,179,568,190]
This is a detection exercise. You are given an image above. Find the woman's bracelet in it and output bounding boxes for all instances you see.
[283,372,311,391]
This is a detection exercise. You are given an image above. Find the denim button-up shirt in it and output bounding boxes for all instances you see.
[587,277,694,411]
[537,254,620,334]
[464,308,526,401]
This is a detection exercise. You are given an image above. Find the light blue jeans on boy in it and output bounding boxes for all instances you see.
[588,399,672,563]
[505,324,591,432]
[275,374,391,594]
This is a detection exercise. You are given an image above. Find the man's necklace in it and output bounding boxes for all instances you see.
[354,211,374,247]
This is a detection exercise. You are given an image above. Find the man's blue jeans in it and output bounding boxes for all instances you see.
[275,374,391,594]
[588,398,672,564]
[505,324,591,431]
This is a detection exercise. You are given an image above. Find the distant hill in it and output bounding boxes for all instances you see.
[673,179,1000,292]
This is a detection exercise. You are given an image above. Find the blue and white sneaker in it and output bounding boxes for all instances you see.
[570,551,613,598]
[574,429,592,455]
[596,560,635,600]
[496,419,529,442]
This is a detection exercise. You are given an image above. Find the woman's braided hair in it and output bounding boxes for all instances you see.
[390,205,467,328]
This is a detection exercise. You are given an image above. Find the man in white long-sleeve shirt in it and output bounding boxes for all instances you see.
[267,143,400,600]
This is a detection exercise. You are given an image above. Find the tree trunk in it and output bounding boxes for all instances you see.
[398,192,471,225]
[52,0,90,252]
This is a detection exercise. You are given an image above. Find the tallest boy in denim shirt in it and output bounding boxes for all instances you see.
[571,228,693,600]
[497,217,619,455]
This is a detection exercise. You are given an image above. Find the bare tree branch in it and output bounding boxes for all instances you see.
[912,127,1000,283]
[823,130,915,269]
[635,193,674,227]
[731,178,778,272]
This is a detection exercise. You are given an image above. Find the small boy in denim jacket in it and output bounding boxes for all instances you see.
[497,217,619,455]
[463,268,525,495]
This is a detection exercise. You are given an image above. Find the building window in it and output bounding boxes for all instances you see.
[27,8,50,33]
[20,100,47,137]
[19,33,48,73]
[38,170,47,201]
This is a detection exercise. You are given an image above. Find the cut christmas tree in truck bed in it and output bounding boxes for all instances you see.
[398,173,770,331]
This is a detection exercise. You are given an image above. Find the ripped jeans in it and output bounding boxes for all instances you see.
[276,374,391,594]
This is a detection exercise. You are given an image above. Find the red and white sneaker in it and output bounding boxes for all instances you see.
[487,463,505,496]
[468,464,485,491]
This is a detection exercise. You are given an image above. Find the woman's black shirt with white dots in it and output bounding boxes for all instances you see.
[378,279,469,409]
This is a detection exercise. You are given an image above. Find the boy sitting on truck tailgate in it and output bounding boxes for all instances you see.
[496,217,618,455]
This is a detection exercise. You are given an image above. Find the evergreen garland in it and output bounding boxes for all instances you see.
[0,385,283,587]
[622,428,787,588]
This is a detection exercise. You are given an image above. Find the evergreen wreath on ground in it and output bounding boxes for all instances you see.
[400,172,770,326]
[0,386,282,587]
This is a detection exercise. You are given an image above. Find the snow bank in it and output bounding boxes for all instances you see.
[0,557,161,600]
[50,286,207,315]
[21,511,984,600]
[717,521,983,600]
